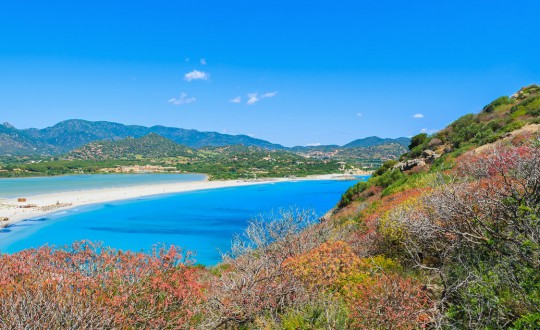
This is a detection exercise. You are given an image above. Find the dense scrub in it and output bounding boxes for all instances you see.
[0,242,204,329]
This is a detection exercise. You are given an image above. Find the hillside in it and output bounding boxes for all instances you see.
[0,122,59,155]
[3,87,539,328]
[2,119,408,165]
[22,119,286,152]
[1,137,345,179]
[295,142,408,169]
[67,133,196,160]
[342,136,410,148]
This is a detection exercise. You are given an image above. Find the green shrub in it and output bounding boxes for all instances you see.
[370,168,406,189]
[501,120,525,134]
[483,96,512,113]
[373,160,398,177]
[408,133,428,150]
[510,96,540,118]
[339,181,370,207]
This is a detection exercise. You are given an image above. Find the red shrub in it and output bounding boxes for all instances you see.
[0,241,205,329]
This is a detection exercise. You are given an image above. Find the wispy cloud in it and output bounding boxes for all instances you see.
[357,112,363,117]
[307,142,322,147]
[421,128,438,134]
[200,58,207,65]
[230,96,242,103]
[184,70,210,82]
[168,92,196,106]
[413,113,424,118]
[246,93,260,105]
[261,91,277,98]
[246,91,277,105]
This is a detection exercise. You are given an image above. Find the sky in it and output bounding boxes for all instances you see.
[1,1,539,147]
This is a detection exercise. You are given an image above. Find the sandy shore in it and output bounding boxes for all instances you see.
[0,174,356,228]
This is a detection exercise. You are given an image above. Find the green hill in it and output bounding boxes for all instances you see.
[67,133,196,160]
[23,119,286,152]
[342,136,410,148]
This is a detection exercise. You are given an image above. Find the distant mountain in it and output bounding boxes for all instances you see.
[291,137,410,151]
[23,119,285,153]
[0,122,59,155]
[290,137,410,163]
[67,133,196,160]
[0,119,410,162]
[342,136,410,148]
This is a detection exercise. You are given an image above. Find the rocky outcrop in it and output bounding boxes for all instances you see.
[394,149,440,172]
[394,159,426,171]
[422,149,440,162]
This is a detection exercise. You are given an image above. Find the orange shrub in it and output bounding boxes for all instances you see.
[0,241,205,329]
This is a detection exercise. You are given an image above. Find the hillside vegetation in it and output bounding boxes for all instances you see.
[1,121,409,179]
[0,135,408,179]
[1,86,539,328]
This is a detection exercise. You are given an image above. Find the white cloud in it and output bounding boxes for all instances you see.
[168,92,196,106]
[357,112,363,117]
[413,113,424,118]
[245,91,277,105]
[200,58,207,65]
[230,96,242,103]
[184,70,209,82]
[421,128,438,134]
[261,91,277,98]
[307,143,322,147]
[246,93,260,105]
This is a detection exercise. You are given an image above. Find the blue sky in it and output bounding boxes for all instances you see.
[1,1,539,147]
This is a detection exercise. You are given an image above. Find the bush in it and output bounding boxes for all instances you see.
[0,242,205,329]
[381,142,540,328]
[482,96,512,113]
[339,181,370,207]
[408,133,428,150]
[510,96,540,117]
[373,159,398,177]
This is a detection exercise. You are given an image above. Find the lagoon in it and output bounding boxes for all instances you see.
[0,178,365,265]
[0,173,207,198]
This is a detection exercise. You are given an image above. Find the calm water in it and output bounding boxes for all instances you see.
[0,178,367,265]
[0,174,207,198]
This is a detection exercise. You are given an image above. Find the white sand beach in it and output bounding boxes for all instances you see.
[0,174,355,227]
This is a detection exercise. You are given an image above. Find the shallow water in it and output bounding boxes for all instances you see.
[0,177,367,265]
[0,173,206,198]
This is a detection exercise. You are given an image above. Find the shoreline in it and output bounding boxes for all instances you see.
[0,173,361,228]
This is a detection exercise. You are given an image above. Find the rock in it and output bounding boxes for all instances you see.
[428,138,443,148]
[394,159,426,171]
[422,149,440,162]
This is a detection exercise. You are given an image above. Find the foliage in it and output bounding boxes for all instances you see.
[345,274,431,330]
[483,95,513,113]
[204,208,325,328]
[0,242,205,329]
[408,133,428,150]
[379,141,540,328]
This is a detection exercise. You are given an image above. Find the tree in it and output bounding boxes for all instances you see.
[408,133,428,150]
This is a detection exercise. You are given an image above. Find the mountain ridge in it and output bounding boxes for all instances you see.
[1,119,410,156]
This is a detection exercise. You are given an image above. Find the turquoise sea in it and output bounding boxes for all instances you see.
[0,176,367,265]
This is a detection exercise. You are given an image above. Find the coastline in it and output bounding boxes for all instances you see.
[0,173,359,228]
